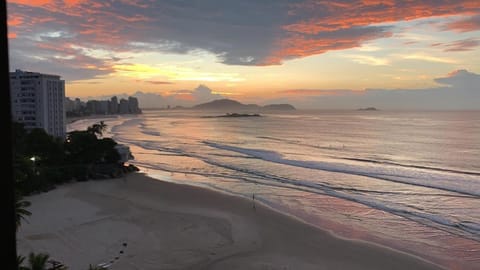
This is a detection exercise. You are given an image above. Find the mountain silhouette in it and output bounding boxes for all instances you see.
[193,99,295,111]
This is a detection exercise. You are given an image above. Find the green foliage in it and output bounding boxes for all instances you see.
[17,253,68,270]
[13,121,127,196]
[15,194,32,231]
[65,128,119,165]
[23,129,64,165]
[27,252,50,270]
[17,255,29,270]
[65,130,101,164]
[86,121,107,137]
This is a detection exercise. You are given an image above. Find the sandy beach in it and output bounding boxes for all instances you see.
[16,173,443,270]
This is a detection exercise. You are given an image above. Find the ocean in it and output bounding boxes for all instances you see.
[68,110,480,269]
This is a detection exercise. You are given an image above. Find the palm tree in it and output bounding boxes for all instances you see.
[87,121,107,138]
[15,194,32,231]
[27,252,50,270]
[17,255,29,270]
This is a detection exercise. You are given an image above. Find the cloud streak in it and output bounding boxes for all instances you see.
[432,38,480,52]
[138,80,174,85]
[272,69,480,110]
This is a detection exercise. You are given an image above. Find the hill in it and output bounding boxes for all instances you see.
[193,99,257,110]
[357,107,378,111]
[193,99,295,111]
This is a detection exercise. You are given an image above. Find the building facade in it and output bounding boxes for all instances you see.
[10,69,66,138]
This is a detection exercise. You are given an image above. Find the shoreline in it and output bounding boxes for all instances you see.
[17,173,443,270]
[66,114,121,125]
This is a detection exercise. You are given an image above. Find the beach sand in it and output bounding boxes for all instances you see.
[16,173,443,270]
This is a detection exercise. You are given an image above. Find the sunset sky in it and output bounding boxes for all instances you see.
[7,0,480,109]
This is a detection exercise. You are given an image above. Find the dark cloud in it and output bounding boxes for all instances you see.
[272,70,480,110]
[7,0,480,80]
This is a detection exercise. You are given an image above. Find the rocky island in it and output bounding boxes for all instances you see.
[358,107,378,111]
[203,113,261,118]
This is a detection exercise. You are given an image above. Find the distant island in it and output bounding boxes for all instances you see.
[193,99,296,111]
[203,113,261,118]
[358,107,378,111]
[262,104,296,110]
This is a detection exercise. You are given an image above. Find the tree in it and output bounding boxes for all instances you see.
[12,122,28,154]
[87,121,107,138]
[65,129,119,165]
[15,194,32,231]
[65,130,100,164]
[24,128,65,166]
[13,121,128,194]
[26,252,50,270]
[17,255,29,270]
[97,138,120,163]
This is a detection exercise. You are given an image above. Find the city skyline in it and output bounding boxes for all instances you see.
[7,1,480,109]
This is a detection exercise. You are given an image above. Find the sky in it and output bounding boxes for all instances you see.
[7,0,480,109]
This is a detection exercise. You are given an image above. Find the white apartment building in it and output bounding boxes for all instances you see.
[10,69,66,138]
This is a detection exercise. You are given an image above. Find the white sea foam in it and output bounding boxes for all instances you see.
[203,141,480,197]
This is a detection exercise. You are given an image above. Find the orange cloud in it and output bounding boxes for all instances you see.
[268,0,480,64]
[8,0,86,6]
[173,94,195,101]
[135,80,174,85]
[264,29,392,65]
[284,1,479,35]
[8,0,52,5]
[8,32,17,39]
[64,0,84,5]
[7,14,22,26]
[443,15,480,32]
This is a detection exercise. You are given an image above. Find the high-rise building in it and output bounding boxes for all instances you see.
[118,98,129,114]
[10,69,66,138]
[64,97,75,112]
[74,98,84,111]
[97,100,110,114]
[128,96,141,114]
[110,96,118,114]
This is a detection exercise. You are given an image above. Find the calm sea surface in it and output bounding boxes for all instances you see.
[69,110,480,269]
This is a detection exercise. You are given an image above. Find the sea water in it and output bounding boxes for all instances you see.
[69,110,480,269]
